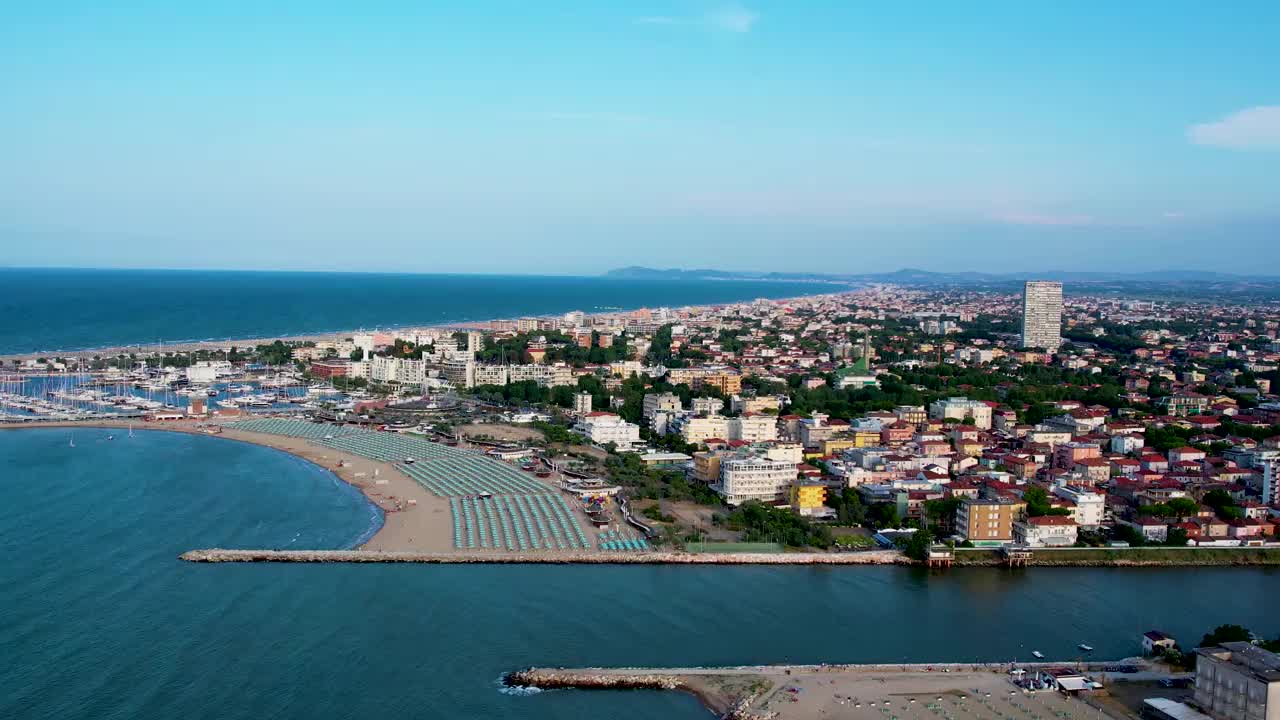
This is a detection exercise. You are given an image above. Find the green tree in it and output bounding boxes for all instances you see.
[826,488,866,525]
[1111,524,1146,546]
[1024,486,1070,517]
[724,501,832,548]
[1165,497,1199,519]
[866,503,900,529]
[898,529,933,562]
[1200,624,1252,648]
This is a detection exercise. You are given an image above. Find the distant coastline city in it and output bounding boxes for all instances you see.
[9,269,1280,720]
[6,272,1280,570]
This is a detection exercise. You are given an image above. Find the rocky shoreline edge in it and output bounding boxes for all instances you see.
[501,668,767,719]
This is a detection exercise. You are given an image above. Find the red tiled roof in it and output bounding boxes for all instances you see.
[1029,516,1076,526]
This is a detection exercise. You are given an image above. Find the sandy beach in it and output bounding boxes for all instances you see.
[0,290,846,362]
[510,664,1157,720]
[0,418,447,551]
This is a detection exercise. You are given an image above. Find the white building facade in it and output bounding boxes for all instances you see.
[717,456,798,505]
[1020,280,1064,352]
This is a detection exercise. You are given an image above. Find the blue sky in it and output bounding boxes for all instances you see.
[2,1,1277,274]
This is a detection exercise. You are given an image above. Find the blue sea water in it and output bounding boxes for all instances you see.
[0,268,837,355]
[3,428,1280,720]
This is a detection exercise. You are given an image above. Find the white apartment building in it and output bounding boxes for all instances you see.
[764,443,804,464]
[1258,450,1280,505]
[573,413,641,449]
[1052,485,1105,528]
[734,413,778,443]
[1013,516,1078,547]
[928,397,993,429]
[691,397,724,416]
[1020,280,1064,352]
[716,456,798,505]
[730,394,784,414]
[1111,434,1146,454]
[573,391,593,415]
[682,416,731,444]
[368,355,425,385]
[441,359,476,388]
[352,332,378,355]
[680,414,779,444]
[508,363,574,388]
[610,360,643,378]
[474,363,508,386]
[444,360,573,388]
[642,393,683,419]
[954,348,995,364]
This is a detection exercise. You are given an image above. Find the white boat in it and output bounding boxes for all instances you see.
[1078,644,1094,652]
[217,400,238,409]
[1032,651,1044,659]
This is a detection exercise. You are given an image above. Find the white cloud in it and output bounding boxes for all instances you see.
[1188,106,1280,150]
[705,5,759,32]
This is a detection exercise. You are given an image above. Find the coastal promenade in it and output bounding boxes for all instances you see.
[179,548,907,564]
[504,663,1151,720]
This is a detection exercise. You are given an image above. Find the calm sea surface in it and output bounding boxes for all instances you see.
[0,268,835,355]
[3,428,1279,720]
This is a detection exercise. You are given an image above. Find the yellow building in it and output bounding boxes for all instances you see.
[692,452,723,485]
[853,430,879,447]
[820,438,858,455]
[666,368,743,396]
[956,498,1027,546]
[820,431,879,456]
[789,481,828,516]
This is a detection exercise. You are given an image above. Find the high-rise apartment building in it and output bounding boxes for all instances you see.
[1020,280,1063,351]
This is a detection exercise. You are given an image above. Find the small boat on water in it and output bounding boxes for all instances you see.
[1078,644,1094,652]
[1032,651,1044,659]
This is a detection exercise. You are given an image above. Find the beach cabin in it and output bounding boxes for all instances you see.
[1143,630,1177,655]
[1035,669,1096,695]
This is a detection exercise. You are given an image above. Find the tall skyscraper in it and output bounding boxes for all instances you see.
[1021,281,1063,351]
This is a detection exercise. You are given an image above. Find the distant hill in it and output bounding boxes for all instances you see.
[606,266,1278,284]
[605,266,838,282]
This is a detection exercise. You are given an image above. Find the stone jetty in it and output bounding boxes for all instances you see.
[179,548,908,564]
[503,667,771,719]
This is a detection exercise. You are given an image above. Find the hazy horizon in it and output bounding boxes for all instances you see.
[4,2,1278,274]
[3,262,1277,280]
